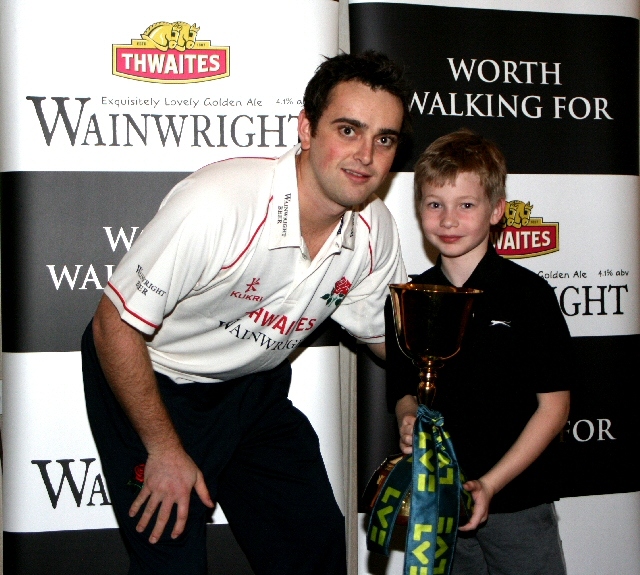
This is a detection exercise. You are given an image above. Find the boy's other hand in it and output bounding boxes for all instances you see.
[395,395,418,454]
[458,478,494,531]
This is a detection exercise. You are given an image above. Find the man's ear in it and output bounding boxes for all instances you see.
[490,198,506,225]
[298,109,312,151]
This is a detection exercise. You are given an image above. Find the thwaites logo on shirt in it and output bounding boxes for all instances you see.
[113,22,230,84]
[492,200,559,259]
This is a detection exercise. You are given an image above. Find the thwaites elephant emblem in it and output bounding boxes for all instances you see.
[503,200,533,228]
[142,21,200,52]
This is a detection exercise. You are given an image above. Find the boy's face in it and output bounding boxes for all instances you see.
[298,80,403,212]
[419,171,505,264]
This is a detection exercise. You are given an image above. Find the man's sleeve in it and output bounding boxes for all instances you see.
[103,177,229,335]
[332,200,408,343]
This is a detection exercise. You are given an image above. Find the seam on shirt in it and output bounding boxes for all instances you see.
[358,213,373,275]
[108,282,160,329]
[221,196,273,271]
[357,334,384,341]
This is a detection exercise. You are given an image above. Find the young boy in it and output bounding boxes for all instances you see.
[386,128,571,575]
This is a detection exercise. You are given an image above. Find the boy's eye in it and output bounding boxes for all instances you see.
[426,201,441,209]
[462,203,474,209]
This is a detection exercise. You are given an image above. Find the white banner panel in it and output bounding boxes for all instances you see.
[358,492,640,575]
[2,346,343,532]
[1,5,341,572]
[0,0,338,172]
[383,172,639,337]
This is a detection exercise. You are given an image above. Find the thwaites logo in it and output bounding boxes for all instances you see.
[113,21,229,84]
[492,200,559,259]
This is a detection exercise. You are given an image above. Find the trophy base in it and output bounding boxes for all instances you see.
[361,453,410,526]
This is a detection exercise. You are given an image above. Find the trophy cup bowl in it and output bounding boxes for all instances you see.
[389,283,482,406]
[362,283,482,524]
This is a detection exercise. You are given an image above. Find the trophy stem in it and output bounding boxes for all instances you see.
[417,360,442,407]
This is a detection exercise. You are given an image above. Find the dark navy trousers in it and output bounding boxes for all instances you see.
[81,322,346,575]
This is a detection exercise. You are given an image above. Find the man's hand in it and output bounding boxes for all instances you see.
[93,295,215,543]
[130,448,214,543]
[458,478,495,532]
[395,395,418,454]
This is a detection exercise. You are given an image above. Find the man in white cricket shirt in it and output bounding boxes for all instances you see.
[81,51,410,575]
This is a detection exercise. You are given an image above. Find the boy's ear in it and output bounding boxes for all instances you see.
[298,109,312,151]
[490,198,506,226]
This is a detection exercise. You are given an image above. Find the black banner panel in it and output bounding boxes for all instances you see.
[3,526,253,575]
[351,0,640,501]
[351,3,639,175]
[1,172,184,353]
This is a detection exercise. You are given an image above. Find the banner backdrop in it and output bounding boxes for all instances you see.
[350,0,639,573]
[0,1,339,573]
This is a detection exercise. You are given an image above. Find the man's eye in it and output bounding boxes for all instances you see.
[378,135,397,147]
[462,203,474,209]
[341,126,354,136]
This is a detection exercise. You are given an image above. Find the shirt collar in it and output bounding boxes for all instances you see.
[267,144,357,252]
[268,145,302,249]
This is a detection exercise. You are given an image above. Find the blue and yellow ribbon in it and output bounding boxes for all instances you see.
[367,405,473,575]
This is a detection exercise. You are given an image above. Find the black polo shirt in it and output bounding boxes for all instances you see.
[385,245,573,513]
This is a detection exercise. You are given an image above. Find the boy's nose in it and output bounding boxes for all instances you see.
[441,210,458,228]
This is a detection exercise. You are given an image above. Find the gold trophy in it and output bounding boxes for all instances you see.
[363,283,481,524]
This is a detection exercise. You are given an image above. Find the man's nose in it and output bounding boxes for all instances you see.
[353,138,374,165]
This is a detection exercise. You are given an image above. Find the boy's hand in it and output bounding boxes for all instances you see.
[398,414,417,454]
[458,478,495,531]
[395,395,418,454]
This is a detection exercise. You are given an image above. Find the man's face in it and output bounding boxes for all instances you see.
[420,172,505,264]
[298,80,404,213]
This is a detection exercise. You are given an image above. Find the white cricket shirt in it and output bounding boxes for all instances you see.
[105,145,406,383]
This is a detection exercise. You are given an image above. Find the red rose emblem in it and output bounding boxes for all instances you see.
[333,277,352,296]
[134,464,145,483]
[127,463,146,492]
[321,277,352,306]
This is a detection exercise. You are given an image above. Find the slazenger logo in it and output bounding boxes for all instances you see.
[112,21,230,84]
[491,200,559,259]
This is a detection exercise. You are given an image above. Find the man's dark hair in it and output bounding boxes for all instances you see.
[303,51,411,136]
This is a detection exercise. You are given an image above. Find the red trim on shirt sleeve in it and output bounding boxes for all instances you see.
[107,282,160,329]
[358,214,373,275]
[221,196,273,270]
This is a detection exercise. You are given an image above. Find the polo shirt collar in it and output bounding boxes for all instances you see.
[267,144,357,252]
[463,244,502,289]
[416,245,501,288]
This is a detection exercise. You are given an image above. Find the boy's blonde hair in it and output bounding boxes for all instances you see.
[414,128,507,206]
